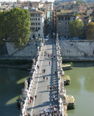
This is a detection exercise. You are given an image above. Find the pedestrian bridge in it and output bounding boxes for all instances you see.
[20,36,67,116]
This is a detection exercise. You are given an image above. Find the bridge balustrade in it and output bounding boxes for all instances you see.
[21,43,44,116]
[56,37,64,116]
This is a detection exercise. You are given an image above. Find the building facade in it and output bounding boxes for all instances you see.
[29,8,44,39]
[56,10,78,38]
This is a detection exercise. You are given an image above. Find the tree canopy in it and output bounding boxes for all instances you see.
[69,19,84,38]
[0,8,31,48]
[86,22,94,40]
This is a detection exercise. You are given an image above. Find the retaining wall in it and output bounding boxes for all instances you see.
[60,40,94,57]
[5,41,40,58]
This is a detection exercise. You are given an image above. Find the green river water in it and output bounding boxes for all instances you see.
[0,68,28,116]
[65,62,94,116]
[0,62,94,116]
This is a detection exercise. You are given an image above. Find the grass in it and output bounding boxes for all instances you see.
[66,95,75,103]
[64,75,70,80]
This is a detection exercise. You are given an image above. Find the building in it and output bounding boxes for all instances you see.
[44,2,53,20]
[29,8,44,39]
[21,2,40,10]
[56,10,78,38]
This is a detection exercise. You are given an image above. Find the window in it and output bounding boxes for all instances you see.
[38,23,40,25]
[31,23,35,25]
[65,27,67,29]
[36,18,37,20]
[31,14,34,17]
[65,22,67,25]
[38,18,40,20]
[36,14,37,16]
[68,17,70,20]
[38,27,40,30]
[30,27,35,31]
[36,27,37,30]
[62,17,63,20]
[65,17,67,20]
[36,23,37,25]
[38,14,40,16]
[58,17,60,20]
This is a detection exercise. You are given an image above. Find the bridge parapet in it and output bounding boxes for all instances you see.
[20,43,44,116]
[56,35,65,116]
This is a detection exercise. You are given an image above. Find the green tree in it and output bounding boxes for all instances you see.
[0,8,31,48]
[86,22,94,40]
[69,19,84,37]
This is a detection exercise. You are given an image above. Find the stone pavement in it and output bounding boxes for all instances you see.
[27,41,59,115]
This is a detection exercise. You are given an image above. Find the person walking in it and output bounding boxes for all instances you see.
[37,65,39,69]
[53,95,55,101]
[35,95,37,100]
[49,61,50,65]
[50,87,51,91]
[30,99,32,104]
[44,69,46,73]
[55,71,57,75]
[49,103,52,110]
[53,107,56,113]
[28,113,31,116]
[47,108,50,115]
[43,108,46,114]
[39,113,41,116]
[46,77,48,80]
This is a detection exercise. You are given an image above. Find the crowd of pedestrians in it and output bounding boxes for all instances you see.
[33,103,61,116]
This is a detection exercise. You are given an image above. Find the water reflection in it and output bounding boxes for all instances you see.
[0,68,28,116]
[65,63,94,116]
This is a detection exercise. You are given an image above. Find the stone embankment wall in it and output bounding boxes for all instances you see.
[60,40,94,57]
[4,40,94,58]
[5,41,40,58]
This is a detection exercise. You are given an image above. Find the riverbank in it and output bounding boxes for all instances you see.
[0,56,94,61]
[63,56,94,61]
[0,59,32,70]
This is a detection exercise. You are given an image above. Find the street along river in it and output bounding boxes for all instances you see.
[0,68,28,116]
[65,62,94,116]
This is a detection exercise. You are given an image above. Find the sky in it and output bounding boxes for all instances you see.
[0,0,54,2]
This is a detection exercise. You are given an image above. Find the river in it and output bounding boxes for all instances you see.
[0,62,94,116]
[0,68,28,116]
[65,62,94,116]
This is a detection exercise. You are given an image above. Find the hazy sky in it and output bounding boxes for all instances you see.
[0,0,54,2]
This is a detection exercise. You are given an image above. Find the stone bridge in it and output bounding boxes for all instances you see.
[20,35,67,116]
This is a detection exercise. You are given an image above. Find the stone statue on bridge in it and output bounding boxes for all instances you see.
[33,58,35,65]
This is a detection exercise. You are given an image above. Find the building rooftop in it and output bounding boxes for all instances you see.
[57,10,74,16]
[29,9,44,14]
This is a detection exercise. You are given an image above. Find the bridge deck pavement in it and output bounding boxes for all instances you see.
[27,41,59,116]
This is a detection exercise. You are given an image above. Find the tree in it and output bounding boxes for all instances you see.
[86,22,94,40]
[69,19,84,38]
[0,8,31,48]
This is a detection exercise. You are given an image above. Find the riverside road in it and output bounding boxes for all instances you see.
[27,40,59,115]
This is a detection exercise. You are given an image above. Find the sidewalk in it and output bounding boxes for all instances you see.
[26,41,59,115]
